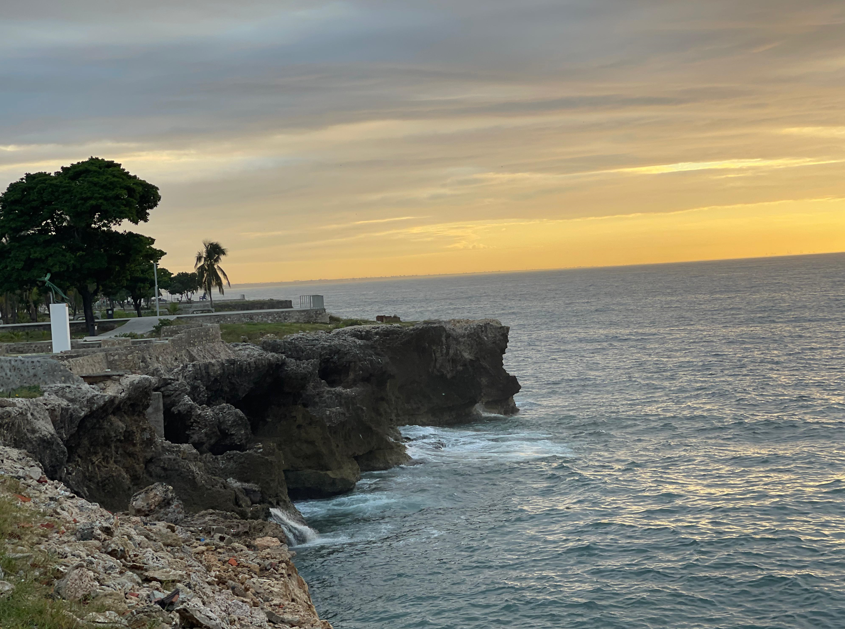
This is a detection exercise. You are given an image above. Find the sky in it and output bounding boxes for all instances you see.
[2,0,845,282]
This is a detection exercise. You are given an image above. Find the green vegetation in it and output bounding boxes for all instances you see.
[0,325,110,345]
[0,481,117,628]
[195,241,230,308]
[151,318,174,336]
[169,271,200,302]
[0,386,43,399]
[0,329,53,343]
[0,158,162,335]
[114,332,142,340]
[218,318,410,343]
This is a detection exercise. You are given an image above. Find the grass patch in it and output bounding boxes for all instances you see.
[0,386,43,399]
[0,330,52,343]
[0,330,88,344]
[0,485,105,629]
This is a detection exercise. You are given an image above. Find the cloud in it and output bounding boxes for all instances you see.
[3,1,845,278]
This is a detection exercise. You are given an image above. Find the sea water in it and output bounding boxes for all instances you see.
[238,254,845,629]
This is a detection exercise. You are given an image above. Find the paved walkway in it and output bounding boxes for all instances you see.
[86,316,164,341]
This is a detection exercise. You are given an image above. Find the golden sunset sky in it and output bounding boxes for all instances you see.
[2,1,845,282]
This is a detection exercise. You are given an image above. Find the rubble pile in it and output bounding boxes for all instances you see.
[0,445,331,629]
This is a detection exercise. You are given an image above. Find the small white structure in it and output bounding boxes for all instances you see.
[299,295,325,310]
[49,303,72,353]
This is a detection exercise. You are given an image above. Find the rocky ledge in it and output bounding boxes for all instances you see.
[1,320,519,515]
[0,445,330,629]
[0,319,519,628]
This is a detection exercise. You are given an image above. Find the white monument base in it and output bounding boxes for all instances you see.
[50,303,72,353]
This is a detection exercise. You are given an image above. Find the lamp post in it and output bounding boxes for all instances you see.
[154,262,160,318]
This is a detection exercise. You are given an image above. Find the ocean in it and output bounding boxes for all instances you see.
[237,253,845,629]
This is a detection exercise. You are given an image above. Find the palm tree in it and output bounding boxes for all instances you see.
[194,240,230,310]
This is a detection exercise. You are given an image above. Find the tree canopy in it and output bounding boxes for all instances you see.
[0,157,161,334]
[169,271,200,301]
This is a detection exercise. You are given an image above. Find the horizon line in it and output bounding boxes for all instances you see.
[228,250,845,288]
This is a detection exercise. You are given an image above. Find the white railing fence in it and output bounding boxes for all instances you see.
[299,295,325,310]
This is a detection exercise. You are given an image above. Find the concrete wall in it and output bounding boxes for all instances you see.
[179,308,329,326]
[169,324,222,350]
[0,339,132,356]
[58,325,233,376]
[0,357,83,390]
[199,299,293,312]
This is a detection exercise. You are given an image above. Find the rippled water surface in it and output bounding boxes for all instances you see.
[239,254,845,629]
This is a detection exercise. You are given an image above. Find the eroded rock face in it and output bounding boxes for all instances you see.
[129,483,186,523]
[0,320,519,510]
[0,446,332,629]
[163,320,520,499]
[260,320,519,498]
[0,376,263,517]
[0,397,67,476]
[167,397,252,455]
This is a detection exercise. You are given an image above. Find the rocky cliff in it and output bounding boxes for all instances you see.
[0,445,331,629]
[1,320,520,517]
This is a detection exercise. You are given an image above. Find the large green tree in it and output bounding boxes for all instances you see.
[169,271,200,301]
[195,241,230,310]
[0,158,161,335]
[102,234,165,318]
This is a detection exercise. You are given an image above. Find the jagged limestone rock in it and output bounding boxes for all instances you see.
[0,398,67,476]
[128,483,186,523]
[0,580,14,600]
[0,320,519,511]
[0,445,332,629]
[54,565,98,601]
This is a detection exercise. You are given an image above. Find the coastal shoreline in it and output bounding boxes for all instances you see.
[0,318,521,628]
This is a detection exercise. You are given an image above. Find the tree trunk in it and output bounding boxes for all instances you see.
[132,297,143,318]
[80,287,97,336]
[29,296,38,322]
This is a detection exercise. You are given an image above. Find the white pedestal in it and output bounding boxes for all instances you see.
[50,303,72,353]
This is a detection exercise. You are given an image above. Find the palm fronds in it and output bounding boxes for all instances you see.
[194,240,231,309]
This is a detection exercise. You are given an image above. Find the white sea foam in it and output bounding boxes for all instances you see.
[401,425,571,462]
[297,493,399,520]
[269,508,319,546]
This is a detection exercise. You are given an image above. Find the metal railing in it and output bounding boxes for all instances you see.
[299,295,325,310]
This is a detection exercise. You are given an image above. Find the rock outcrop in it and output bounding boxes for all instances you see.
[0,376,273,519]
[1,320,519,514]
[0,446,331,629]
[160,320,520,499]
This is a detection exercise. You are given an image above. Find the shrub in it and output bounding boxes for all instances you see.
[151,318,174,336]
[114,332,142,339]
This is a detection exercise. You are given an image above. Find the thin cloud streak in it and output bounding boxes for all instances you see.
[2,1,845,279]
